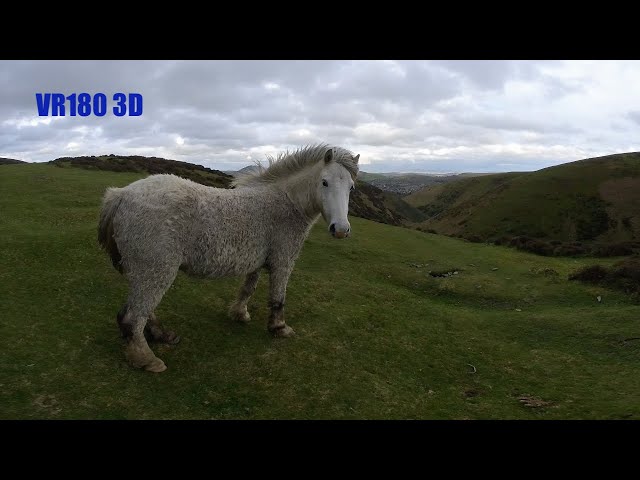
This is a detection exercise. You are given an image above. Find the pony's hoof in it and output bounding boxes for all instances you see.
[162,331,181,345]
[270,325,295,338]
[126,346,167,372]
[145,327,181,345]
[231,310,251,324]
[144,358,167,373]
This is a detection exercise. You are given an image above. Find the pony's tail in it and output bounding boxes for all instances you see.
[98,187,124,273]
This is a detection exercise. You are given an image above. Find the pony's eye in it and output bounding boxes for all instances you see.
[350,185,355,192]
[322,180,328,187]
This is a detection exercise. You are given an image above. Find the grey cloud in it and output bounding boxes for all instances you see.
[452,112,543,132]
[309,61,460,109]
[431,60,581,100]
[450,111,582,134]
[627,111,640,125]
[538,74,586,99]
[430,60,517,90]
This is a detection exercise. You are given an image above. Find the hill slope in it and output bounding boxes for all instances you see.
[406,152,640,244]
[1,163,639,419]
[0,157,26,165]
[350,181,426,225]
[50,154,234,188]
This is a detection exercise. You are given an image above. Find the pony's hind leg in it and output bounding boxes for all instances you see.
[118,304,166,372]
[229,270,261,323]
[119,264,180,372]
[145,312,181,345]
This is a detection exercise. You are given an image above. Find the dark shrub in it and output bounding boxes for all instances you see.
[619,241,640,251]
[493,235,512,246]
[568,265,608,283]
[508,236,531,248]
[527,239,554,256]
[611,256,640,282]
[465,234,483,243]
[553,244,587,257]
[509,236,554,256]
[569,257,640,296]
[591,243,634,257]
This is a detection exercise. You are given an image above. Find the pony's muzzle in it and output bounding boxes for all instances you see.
[329,223,350,239]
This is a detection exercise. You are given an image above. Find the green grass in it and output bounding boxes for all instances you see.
[2,164,639,419]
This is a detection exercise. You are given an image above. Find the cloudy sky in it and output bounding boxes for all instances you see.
[1,60,639,173]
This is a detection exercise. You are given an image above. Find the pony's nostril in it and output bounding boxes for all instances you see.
[329,223,336,234]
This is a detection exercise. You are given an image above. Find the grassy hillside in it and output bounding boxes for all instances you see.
[350,181,426,225]
[51,154,234,189]
[357,171,388,182]
[406,172,523,219]
[2,163,639,419]
[406,153,640,246]
[0,157,26,164]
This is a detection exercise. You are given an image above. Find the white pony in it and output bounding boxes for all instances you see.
[98,144,360,372]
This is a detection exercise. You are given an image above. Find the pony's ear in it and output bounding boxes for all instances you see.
[324,148,333,164]
[353,154,360,164]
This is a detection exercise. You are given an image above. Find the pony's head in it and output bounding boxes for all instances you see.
[230,143,360,237]
[318,147,360,239]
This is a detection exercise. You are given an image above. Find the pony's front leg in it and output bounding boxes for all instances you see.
[229,270,261,323]
[267,266,295,338]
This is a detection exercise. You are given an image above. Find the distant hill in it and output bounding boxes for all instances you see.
[50,155,425,227]
[356,171,388,182]
[0,157,26,165]
[363,172,487,196]
[405,152,640,248]
[350,181,426,226]
[406,172,525,219]
[224,165,260,176]
[50,154,233,189]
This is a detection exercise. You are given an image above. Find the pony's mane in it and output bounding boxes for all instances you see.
[231,144,359,188]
